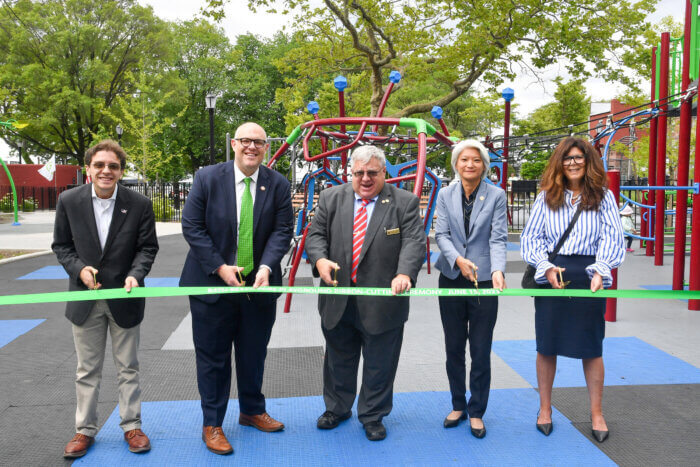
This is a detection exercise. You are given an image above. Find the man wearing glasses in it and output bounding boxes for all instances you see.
[305,145,426,441]
[180,122,293,455]
[53,140,159,458]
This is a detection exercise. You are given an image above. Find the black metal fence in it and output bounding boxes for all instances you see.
[0,185,68,212]
[122,182,192,222]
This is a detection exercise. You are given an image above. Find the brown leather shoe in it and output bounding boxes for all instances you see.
[124,428,151,453]
[63,433,94,458]
[239,412,285,432]
[202,426,233,455]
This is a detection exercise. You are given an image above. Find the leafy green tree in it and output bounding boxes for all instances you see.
[0,0,170,166]
[237,0,656,126]
[515,77,590,179]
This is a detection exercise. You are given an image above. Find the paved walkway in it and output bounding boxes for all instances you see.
[1,211,699,465]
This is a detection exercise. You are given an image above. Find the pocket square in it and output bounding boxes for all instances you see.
[120,209,127,214]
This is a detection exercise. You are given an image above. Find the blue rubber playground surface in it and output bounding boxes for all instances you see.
[2,233,700,465]
[75,390,615,466]
[0,319,45,349]
[492,337,700,388]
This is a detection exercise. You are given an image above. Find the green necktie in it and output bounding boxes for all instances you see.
[237,177,254,276]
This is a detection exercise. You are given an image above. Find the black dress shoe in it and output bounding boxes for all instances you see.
[443,412,467,428]
[470,421,486,439]
[317,411,351,430]
[363,421,387,441]
[536,411,553,436]
[592,429,609,443]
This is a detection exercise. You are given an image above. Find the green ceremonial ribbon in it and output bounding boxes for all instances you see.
[1,286,699,307]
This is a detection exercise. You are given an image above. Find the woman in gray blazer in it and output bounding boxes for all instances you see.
[433,139,508,438]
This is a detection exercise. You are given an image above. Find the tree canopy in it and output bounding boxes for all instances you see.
[243,0,656,129]
[0,0,169,166]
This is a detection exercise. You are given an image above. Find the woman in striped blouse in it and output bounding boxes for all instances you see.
[520,137,624,443]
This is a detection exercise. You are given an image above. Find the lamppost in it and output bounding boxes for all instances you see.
[116,124,123,145]
[205,93,218,165]
[17,140,24,164]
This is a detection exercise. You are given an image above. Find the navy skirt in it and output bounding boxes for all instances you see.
[534,255,605,359]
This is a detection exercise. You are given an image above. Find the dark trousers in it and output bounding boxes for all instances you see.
[189,292,276,427]
[438,273,498,418]
[626,236,633,249]
[322,297,404,425]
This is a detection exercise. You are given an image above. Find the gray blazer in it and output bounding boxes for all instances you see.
[305,183,426,335]
[434,181,507,280]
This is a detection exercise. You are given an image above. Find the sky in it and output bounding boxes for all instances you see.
[3,0,686,162]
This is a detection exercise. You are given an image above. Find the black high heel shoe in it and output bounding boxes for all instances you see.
[536,410,553,436]
[443,411,467,428]
[591,416,609,443]
[469,418,486,439]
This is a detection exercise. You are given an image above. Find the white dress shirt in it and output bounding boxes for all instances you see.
[91,183,118,250]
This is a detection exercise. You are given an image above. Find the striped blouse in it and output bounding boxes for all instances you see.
[520,189,625,287]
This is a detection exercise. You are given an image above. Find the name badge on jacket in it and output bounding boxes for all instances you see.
[385,227,400,236]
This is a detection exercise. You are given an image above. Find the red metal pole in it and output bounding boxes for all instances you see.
[689,40,700,311]
[414,132,428,197]
[647,47,658,257]
[673,1,693,290]
[606,170,621,322]
[654,33,670,266]
[283,224,310,314]
[501,91,513,192]
[338,90,348,181]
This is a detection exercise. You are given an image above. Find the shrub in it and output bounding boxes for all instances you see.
[152,198,174,221]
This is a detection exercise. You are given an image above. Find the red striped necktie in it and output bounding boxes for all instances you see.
[352,198,372,283]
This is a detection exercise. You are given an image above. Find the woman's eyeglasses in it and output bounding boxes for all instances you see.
[562,155,585,166]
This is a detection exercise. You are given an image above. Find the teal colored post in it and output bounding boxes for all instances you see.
[0,156,20,225]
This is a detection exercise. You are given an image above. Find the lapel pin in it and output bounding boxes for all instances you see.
[382,199,389,204]
[121,209,127,214]
[260,186,266,191]
[479,196,484,201]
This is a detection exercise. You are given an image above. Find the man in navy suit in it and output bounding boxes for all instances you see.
[180,122,293,455]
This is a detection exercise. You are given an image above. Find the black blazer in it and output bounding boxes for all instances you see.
[52,184,159,328]
[179,162,294,305]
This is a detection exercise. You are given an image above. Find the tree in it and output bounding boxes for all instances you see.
[514,77,591,179]
[0,0,170,166]
[236,0,656,126]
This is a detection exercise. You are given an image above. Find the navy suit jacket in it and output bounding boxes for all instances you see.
[179,161,294,305]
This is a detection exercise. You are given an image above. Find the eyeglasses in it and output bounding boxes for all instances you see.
[352,170,382,179]
[91,162,122,171]
[563,154,585,166]
[235,138,267,148]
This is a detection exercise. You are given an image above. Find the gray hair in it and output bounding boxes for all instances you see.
[450,139,490,180]
[349,145,386,168]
